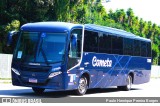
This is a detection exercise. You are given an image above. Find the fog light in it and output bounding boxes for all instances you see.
[11,68,20,75]
[48,71,62,78]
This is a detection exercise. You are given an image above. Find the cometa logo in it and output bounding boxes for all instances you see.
[92,56,112,67]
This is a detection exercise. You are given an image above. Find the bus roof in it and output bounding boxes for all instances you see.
[21,22,83,32]
[85,24,151,42]
[21,22,151,42]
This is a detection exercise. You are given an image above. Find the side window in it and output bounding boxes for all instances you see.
[67,28,82,69]
[124,38,133,55]
[84,30,98,52]
[133,40,140,56]
[112,36,123,55]
[147,42,151,57]
[141,41,147,57]
[99,33,112,54]
[69,29,82,58]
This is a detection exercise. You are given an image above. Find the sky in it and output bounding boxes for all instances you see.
[102,0,160,25]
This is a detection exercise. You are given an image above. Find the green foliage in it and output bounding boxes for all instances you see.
[152,44,159,65]
[0,0,160,65]
[5,20,20,32]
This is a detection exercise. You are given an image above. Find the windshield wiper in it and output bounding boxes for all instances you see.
[37,38,49,65]
[40,48,49,65]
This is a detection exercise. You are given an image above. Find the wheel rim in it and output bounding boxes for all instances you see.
[127,76,132,90]
[78,77,87,94]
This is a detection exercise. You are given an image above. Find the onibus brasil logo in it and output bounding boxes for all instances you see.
[92,56,112,67]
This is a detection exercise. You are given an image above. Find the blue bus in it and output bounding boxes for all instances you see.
[8,22,151,95]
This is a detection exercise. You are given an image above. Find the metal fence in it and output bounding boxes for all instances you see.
[0,54,160,79]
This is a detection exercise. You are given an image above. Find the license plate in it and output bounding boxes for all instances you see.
[29,78,37,83]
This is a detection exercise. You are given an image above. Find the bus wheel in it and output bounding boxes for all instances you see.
[32,87,45,94]
[75,76,88,95]
[118,75,132,91]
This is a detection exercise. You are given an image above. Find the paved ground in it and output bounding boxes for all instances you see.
[0,78,160,98]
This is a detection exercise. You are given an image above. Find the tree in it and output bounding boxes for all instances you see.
[0,0,160,65]
[139,18,147,37]
[146,21,153,39]
[126,8,134,26]
[152,44,159,65]
[115,9,126,24]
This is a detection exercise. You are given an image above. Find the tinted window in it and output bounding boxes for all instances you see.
[112,36,123,54]
[147,42,151,57]
[124,38,133,55]
[133,40,140,56]
[15,32,66,63]
[99,33,112,53]
[84,30,98,52]
[141,41,147,57]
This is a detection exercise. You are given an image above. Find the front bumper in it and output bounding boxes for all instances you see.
[12,71,64,90]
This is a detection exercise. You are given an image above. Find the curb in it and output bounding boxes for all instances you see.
[0,80,11,84]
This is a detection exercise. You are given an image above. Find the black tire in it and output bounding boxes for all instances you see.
[75,76,88,95]
[117,75,132,91]
[32,87,45,94]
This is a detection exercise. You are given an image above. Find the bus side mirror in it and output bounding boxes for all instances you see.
[71,33,77,50]
[69,33,77,57]
[7,31,19,46]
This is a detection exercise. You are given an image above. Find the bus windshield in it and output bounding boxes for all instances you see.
[14,32,67,64]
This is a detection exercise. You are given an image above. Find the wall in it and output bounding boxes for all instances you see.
[151,65,160,78]
[0,54,12,78]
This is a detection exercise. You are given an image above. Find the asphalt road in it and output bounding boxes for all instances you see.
[0,79,160,98]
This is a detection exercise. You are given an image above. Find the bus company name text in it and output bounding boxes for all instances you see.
[92,56,112,67]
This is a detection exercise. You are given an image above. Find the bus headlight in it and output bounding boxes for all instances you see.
[11,68,20,75]
[48,71,62,78]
